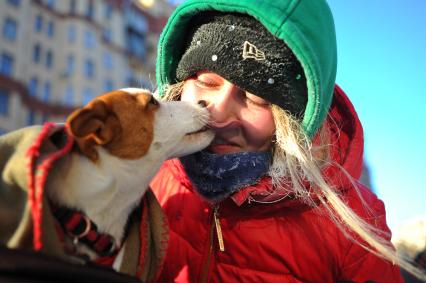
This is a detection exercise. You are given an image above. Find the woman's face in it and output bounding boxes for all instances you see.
[181,71,275,154]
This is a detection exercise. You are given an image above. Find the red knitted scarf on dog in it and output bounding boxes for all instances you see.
[26,122,74,250]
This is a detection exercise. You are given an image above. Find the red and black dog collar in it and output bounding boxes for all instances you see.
[50,204,119,257]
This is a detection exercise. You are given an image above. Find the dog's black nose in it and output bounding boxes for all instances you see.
[198,100,207,108]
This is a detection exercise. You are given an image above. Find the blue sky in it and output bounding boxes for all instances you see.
[327,1,426,232]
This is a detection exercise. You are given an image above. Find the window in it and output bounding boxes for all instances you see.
[33,44,41,63]
[47,21,54,38]
[28,77,38,97]
[86,0,94,20]
[45,0,55,9]
[63,85,74,106]
[0,89,9,116]
[67,25,76,43]
[45,50,53,69]
[69,0,76,14]
[102,51,113,69]
[104,3,113,18]
[103,79,114,92]
[7,0,21,7]
[43,81,51,101]
[65,55,75,75]
[84,29,96,48]
[102,27,112,43]
[3,18,17,41]
[27,110,35,125]
[84,59,95,78]
[35,15,43,32]
[126,27,145,60]
[82,88,94,105]
[127,9,147,33]
[0,53,14,76]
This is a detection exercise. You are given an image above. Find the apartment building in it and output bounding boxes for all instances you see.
[0,0,173,134]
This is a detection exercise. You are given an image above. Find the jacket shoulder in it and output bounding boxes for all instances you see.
[336,183,403,282]
[150,160,188,206]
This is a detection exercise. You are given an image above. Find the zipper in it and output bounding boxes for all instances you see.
[200,223,214,283]
[200,204,225,283]
[213,205,225,252]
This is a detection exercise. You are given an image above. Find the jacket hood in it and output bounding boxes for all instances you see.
[165,85,364,207]
[156,0,337,137]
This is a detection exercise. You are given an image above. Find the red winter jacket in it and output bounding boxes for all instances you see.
[150,86,403,283]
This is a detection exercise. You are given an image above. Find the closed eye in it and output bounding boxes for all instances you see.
[194,72,222,89]
[245,92,270,107]
[194,78,220,88]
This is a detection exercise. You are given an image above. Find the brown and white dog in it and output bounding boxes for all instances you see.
[45,88,213,260]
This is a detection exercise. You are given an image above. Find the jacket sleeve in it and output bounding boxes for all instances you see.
[0,126,67,258]
[337,187,404,283]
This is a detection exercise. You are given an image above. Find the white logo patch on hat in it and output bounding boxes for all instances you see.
[242,41,266,61]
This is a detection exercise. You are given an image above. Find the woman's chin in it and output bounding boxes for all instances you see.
[207,144,242,154]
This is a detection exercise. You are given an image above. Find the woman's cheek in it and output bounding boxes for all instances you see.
[242,110,275,149]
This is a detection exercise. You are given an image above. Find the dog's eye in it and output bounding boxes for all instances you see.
[149,95,159,106]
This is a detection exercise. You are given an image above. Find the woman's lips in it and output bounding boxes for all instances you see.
[208,137,241,153]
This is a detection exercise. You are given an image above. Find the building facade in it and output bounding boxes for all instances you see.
[0,0,173,134]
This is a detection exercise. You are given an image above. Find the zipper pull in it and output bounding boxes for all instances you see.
[213,206,225,252]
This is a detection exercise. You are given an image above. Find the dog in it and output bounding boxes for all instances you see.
[45,88,214,261]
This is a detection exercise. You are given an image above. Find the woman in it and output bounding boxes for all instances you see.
[150,0,423,282]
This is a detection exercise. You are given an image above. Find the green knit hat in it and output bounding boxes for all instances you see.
[156,0,337,138]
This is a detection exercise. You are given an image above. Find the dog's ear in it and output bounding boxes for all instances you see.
[67,100,121,161]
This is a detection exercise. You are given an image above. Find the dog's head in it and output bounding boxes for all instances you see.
[67,88,214,162]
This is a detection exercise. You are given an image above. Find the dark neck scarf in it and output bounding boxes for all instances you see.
[179,150,271,203]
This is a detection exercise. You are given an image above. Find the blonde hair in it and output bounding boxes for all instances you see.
[162,82,426,281]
